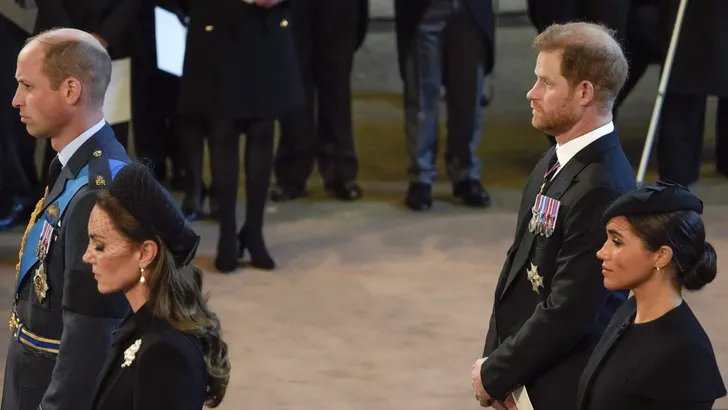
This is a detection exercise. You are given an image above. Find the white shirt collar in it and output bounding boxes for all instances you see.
[554,121,614,175]
[57,119,106,167]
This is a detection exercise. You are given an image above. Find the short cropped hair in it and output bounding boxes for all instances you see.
[533,22,629,113]
[26,29,112,107]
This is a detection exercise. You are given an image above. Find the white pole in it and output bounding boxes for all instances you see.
[635,0,690,186]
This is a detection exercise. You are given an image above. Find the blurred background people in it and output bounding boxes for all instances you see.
[394,0,496,211]
[0,8,39,231]
[177,0,303,273]
[654,0,728,186]
[271,0,369,202]
[130,0,187,189]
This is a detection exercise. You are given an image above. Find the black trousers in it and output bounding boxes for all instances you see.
[131,56,181,182]
[657,94,728,185]
[274,0,360,187]
[0,16,40,210]
[401,0,487,184]
[180,116,275,258]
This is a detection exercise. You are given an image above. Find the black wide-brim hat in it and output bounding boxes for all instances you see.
[108,162,200,267]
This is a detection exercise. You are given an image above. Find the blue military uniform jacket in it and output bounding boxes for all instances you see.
[1,124,131,410]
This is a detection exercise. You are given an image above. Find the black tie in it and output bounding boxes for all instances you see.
[546,148,559,171]
[47,156,62,189]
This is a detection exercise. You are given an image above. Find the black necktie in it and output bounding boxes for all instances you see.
[47,156,62,189]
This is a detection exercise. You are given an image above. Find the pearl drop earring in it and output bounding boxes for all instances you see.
[140,267,146,284]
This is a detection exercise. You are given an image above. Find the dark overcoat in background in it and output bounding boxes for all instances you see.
[177,0,304,120]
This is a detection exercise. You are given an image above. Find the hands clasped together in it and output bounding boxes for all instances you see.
[471,358,519,410]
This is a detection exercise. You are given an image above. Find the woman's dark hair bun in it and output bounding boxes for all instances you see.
[680,241,718,291]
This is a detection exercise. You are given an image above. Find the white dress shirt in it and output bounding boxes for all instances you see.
[553,121,614,176]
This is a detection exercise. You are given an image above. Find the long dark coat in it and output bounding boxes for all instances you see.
[177,0,304,120]
[659,0,728,97]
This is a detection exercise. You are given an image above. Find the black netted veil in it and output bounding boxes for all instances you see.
[108,162,200,267]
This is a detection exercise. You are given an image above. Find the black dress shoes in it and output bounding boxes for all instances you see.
[405,182,432,211]
[453,179,492,208]
[325,180,362,201]
[270,184,308,202]
[0,201,34,232]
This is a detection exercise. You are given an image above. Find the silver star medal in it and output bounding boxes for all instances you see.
[526,263,544,294]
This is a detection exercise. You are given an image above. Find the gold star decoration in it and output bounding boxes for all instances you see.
[527,263,544,294]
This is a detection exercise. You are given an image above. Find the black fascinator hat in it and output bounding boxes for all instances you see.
[603,180,703,222]
[107,162,200,267]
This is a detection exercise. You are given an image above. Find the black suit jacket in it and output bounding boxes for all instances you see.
[480,130,635,410]
[33,0,144,59]
[658,0,728,97]
[393,0,495,79]
[90,304,207,410]
[1,124,131,410]
[177,0,304,120]
[577,297,727,410]
[526,0,631,38]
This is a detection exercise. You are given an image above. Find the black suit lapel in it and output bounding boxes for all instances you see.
[499,131,621,300]
[494,149,553,300]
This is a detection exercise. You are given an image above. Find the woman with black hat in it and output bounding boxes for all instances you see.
[82,162,230,410]
[577,181,726,410]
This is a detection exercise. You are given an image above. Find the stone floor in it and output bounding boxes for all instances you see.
[1,20,727,410]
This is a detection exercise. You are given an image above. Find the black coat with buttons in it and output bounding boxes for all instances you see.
[90,304,208,410]
[177,0,304,120]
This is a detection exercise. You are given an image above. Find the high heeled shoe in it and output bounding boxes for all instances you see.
[237,228,276,270]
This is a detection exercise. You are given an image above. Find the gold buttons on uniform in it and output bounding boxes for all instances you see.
[280,19,288,27]
[205,25,214,32]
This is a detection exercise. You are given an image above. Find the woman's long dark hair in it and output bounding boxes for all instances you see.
[96,190,230,407]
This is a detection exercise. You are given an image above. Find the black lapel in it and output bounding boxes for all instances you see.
[494,148,553,301]
[40,124,115,213]
[500,131,621,299]
[577,298,635,409]
[91,304,153,406]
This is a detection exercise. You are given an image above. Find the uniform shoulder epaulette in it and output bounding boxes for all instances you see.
[87,149,128,190]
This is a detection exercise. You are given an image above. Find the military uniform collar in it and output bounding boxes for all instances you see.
[57,118,106,167]
[58,121,115,179]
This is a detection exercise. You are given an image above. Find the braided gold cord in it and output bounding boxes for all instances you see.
[13,187,49,292]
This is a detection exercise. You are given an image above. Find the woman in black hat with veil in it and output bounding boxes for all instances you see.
[577,181,726,410]
[82,162,230,410]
